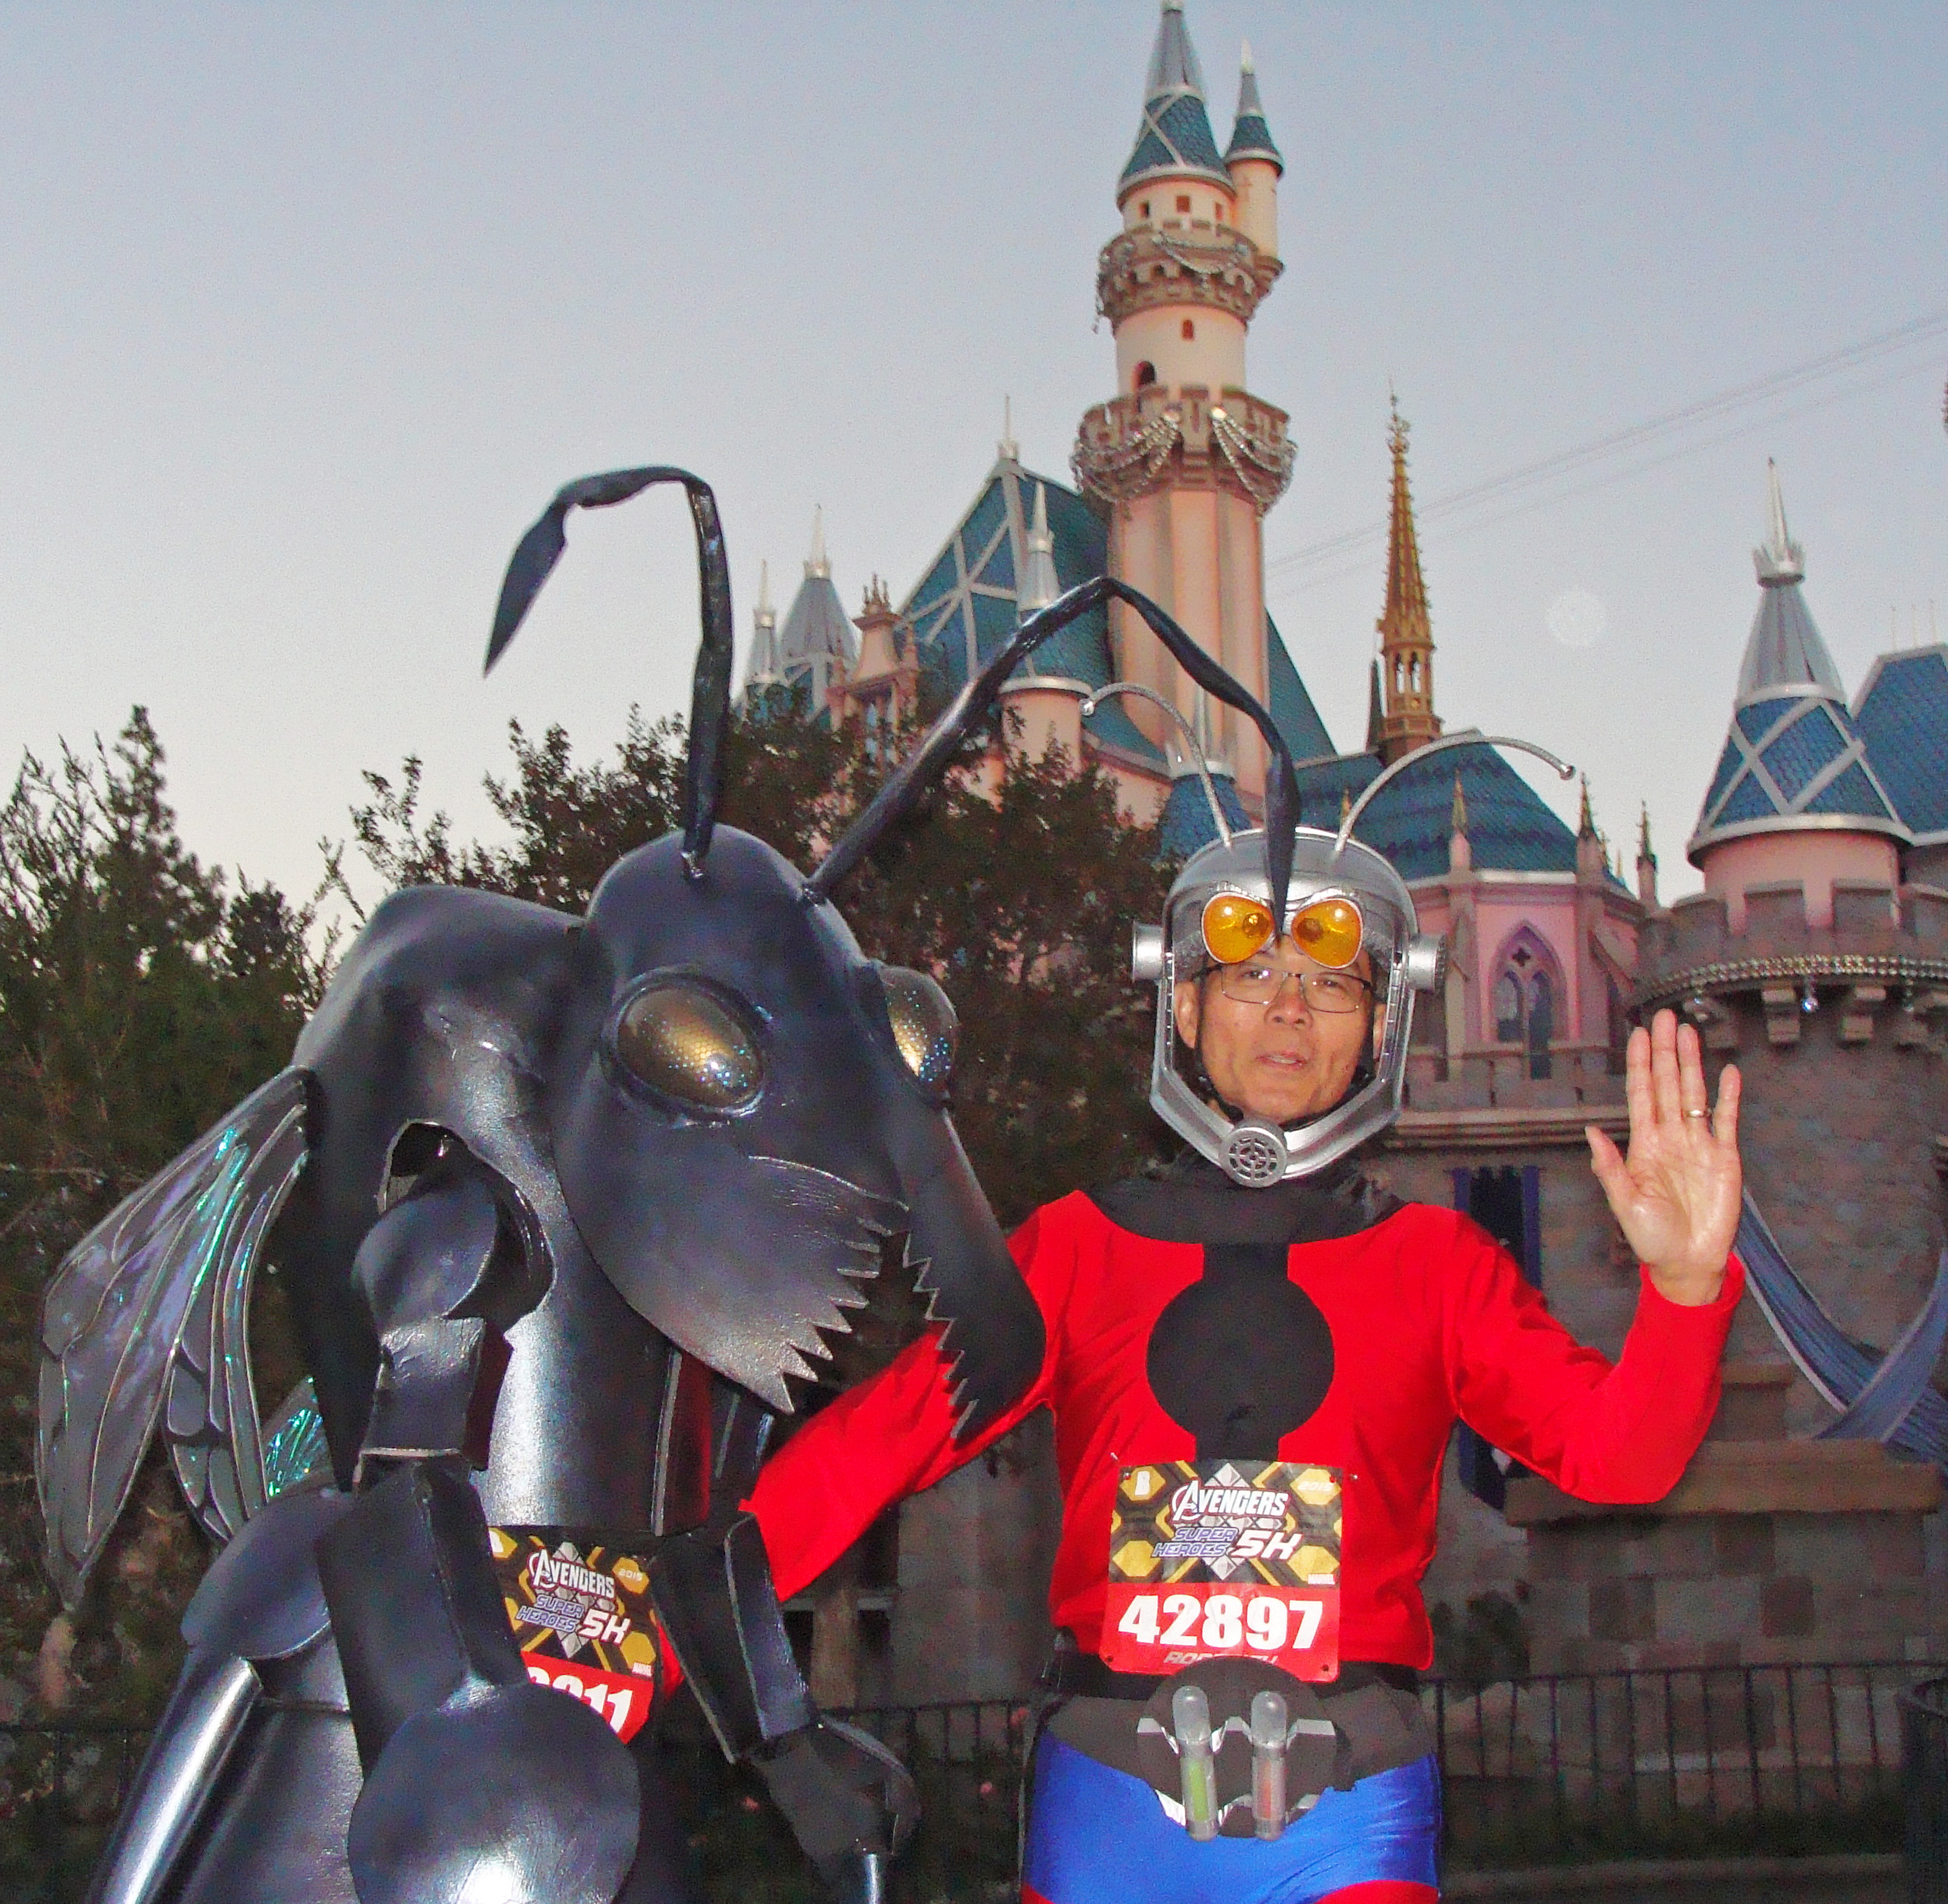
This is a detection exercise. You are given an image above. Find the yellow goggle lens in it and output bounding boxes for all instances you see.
[1201,894,1277,965]
[1291,897,1364,969]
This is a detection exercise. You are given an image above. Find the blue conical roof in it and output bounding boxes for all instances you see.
[1119,1,1232,198]
[1224,44,1283,171]
[1854,645,1948,846]
[1688,470,1907,862]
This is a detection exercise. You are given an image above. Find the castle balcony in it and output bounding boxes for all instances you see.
[1095,221,1281,327]
[1634,880,1948,1050]
[1070,383,1294,513]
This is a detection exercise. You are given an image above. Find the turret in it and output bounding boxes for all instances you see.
[774,508,859,719]
[999,482,1088,763]
[1224,43,1282,261]
[1687,463,1908,929]
[1073,0,1291,804]
[744,560,781,691]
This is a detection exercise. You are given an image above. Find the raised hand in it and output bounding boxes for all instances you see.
[1585,1008,1742,1306]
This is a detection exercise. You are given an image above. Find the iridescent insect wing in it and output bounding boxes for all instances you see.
[37,1069,311,1607]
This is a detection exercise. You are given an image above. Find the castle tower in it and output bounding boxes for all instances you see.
[744,560,781,691]
[1071,2,1292,803]
[773,508,859,719]
[1687,462,1908,928]
[1374,400,1442,764]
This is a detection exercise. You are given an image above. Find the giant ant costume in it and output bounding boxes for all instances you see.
[751,754,1747,1904]
[36,467,1313,1904]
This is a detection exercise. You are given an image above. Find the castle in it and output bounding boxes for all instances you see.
[750,1,1948,1704]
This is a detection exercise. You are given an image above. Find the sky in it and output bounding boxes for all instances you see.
[2,2,1944,916]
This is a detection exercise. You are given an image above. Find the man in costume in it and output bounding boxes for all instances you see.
[748,824,1743,1904]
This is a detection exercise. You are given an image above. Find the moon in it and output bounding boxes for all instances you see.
[1547,588,1607,649]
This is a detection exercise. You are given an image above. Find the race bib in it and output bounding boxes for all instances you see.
[488,1527,663,1741]
[1102,1461,1342,1681]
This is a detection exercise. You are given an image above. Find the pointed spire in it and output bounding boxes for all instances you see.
[1448,771,1473,874]
[1578,774,1596,838]
[1339,786,1353,828]
[1018,482,1060,615]
[1374,394,1441,763]
[1364,658,1384,756]
[999,395,1019,464]
[1119,0,1230,198]
[1735,462,1844,699]
[745,558,781,688]
[1382,396,1429,631]
[1635,803,1659,907]
[1225,39,1284,170]
[1690,460,1903,865]
[805,506,829,581]
[1754,458,1804,586]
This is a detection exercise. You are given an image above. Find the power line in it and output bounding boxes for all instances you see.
[1265,307,1948,585]
[1270,350,1945,603]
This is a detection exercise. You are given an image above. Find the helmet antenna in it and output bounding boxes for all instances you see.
[1081,681,1233,849]
[1335,731,1574,861]
[802,576,1299,920]
[484,466,734,882]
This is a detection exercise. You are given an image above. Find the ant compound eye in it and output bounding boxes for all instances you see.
[613,981,762,1113]
[878,967,958,1092]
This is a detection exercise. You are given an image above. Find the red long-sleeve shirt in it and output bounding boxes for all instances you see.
[749,1189,1742,1670]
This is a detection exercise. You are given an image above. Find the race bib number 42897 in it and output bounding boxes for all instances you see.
[1102,1460,1342,1681]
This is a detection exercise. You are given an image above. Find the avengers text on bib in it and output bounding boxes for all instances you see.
[488,1527,662,1741]
[1103,1461,1342,1681]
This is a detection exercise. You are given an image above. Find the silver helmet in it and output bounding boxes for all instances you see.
[1132,826,1445,1188]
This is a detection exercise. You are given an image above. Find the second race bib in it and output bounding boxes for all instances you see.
[1102,1460,1342,1681]
[488,1527,664,1741]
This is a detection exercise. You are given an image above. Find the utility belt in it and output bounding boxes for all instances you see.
[1049,1648,1419,1703]
[1032,1631,1432,1843]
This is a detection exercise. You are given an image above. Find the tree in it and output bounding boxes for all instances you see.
[0,710,327,1718]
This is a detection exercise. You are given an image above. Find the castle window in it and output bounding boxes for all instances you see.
[1492,933,1558,1080]
[1217,202,1227,222]
[1140,200,1150,218]
[1181,319,1195,341]
[1175,194,1191,213]
[1133,361,1157,390]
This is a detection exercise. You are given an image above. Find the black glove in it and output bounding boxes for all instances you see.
[754,1716,919,1902]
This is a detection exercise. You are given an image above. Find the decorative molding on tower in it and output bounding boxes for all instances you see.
[1072,384,1293,513]
[1375,398,1442,764]
[1094,222,1281,329]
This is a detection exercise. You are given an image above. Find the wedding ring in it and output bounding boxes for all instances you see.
[1683,1108,1709,1119]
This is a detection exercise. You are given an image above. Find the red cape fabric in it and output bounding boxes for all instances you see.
[749,1192,1741,1669]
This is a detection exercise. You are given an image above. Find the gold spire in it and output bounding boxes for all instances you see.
[1450,769,1469,836]
[1375,392,1441,765]
[1339,786,1353,826]
[1578,773,1596,838]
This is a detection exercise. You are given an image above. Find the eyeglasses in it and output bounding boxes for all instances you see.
[1214,962,1375,1013]
[1202,892,1365,970]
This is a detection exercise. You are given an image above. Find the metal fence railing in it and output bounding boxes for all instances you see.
[3,1664,1942,1899]
[1905,1676,1948,1903]
[0,1722,152,1903]
[1428,1661,1925,1866]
